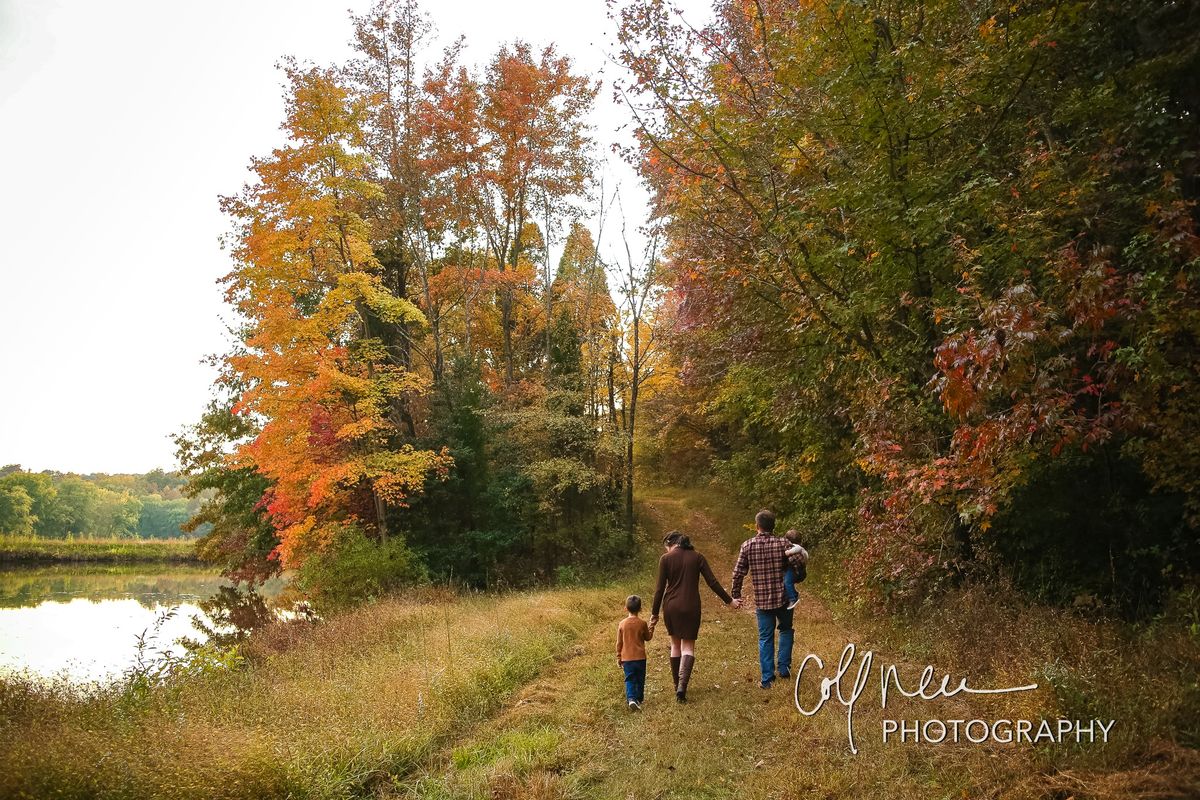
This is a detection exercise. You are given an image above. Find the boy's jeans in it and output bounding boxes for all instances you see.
[783,566,798,605]
[755,606,795,686]
[622,659,646,702]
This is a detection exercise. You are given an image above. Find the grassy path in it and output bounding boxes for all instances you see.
[394,492,1048,799]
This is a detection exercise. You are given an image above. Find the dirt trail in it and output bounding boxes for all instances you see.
[392,493,1039,799]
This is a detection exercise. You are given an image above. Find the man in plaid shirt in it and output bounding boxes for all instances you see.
[730,509,807,688]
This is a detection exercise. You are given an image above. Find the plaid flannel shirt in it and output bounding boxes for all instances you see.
[730,533,804,610]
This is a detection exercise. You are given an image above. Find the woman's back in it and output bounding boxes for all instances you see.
[652,546,732,638]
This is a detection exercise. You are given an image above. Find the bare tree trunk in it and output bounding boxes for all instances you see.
[374,489,389,543]
[543,195,553,379]
[498,202,525,384]
[625,319,639,535]
[607,341,619,427]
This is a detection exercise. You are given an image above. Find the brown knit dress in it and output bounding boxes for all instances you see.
[651,547,733,639]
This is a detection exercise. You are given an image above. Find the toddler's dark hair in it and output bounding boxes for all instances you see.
[626,594,643,613]
[785,528,803,544]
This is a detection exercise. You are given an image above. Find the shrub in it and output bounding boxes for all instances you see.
[294,526,426,611]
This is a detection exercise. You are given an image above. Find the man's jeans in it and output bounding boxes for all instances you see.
[756,606,795,685]
[622,659,646,702]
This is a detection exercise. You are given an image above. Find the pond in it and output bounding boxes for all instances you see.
[0,565,284,683]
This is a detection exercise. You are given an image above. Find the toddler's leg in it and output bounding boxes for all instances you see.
[783,565,798,606]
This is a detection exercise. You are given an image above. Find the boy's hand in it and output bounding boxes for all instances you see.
[731,598,743,609]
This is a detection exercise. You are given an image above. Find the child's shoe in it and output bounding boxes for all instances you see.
[628,700,642,711]
[787,598,800,610]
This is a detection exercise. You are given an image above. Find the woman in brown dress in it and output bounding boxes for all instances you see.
[650,530,733,702]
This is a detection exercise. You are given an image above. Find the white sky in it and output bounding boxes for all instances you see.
[0,0,712,475]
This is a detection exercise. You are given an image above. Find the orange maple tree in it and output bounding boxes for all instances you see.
[220,61,450,569]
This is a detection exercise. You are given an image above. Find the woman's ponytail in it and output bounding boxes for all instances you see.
[663,530,695,549]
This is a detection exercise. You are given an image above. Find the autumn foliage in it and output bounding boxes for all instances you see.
[179,0,636,597]
[619,0,1200,611]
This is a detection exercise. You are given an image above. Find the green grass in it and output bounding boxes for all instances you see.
[0,535,199,565]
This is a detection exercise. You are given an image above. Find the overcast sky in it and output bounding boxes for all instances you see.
[0,0,712,475]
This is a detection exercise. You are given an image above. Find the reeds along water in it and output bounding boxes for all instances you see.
[0,586,613,800]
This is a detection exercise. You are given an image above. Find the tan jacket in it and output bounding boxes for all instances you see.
[616,615,653,662]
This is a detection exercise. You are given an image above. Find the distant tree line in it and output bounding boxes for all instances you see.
[0,466,205,540]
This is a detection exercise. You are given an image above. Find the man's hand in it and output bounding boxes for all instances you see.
[731,598,743,609]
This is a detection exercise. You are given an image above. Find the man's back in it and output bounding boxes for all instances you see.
[730,532,792,610]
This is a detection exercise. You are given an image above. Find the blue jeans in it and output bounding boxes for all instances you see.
[622,659,646,702]
[783,566,798,605]
[756,606,795,685]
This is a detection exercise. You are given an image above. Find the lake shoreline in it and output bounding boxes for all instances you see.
[0,537,201,566]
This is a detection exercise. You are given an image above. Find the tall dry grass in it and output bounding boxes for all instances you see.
[0,587,613,800]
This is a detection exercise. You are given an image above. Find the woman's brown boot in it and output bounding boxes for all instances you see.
[677,654,695,702]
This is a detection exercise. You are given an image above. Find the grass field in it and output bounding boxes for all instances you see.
[0,535,199,565]
[1,490,1197,799]
[0,586,619,799]
[393,491,1200,800]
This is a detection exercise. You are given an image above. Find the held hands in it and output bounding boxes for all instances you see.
[731,598,743,609]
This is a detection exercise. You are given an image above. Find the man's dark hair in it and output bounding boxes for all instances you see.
[626,594,643,613]
[755,509,776,533]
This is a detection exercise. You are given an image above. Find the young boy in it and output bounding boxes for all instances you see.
[782,529,809,611]
[616,594,654,711]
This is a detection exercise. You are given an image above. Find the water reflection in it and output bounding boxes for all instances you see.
[0,564,233,609]
[186,584,278,649]
[0,565,285,683]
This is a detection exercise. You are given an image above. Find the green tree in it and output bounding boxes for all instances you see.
[174,396,280,584]
[136,496,192,539]
[0,472,60,537]
[0,483,34,536]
